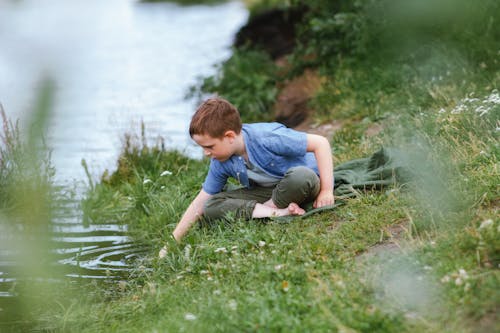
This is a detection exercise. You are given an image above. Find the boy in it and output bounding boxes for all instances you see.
[162,97,334,253]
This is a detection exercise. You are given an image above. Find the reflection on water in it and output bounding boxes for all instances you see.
[0,196,151,297]
[0,0,248,293]
[50,199,149,280]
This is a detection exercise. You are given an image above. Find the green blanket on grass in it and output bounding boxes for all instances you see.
[275,147,414,221]
[333,146,413,198]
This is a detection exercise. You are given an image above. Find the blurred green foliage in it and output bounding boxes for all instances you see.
[0,80,55,220]
[295,0,500,67]
[140,0,229,5]
[189,48,278,122]
[0,78,61,332]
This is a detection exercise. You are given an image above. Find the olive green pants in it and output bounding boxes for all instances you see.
[203,166,320,221]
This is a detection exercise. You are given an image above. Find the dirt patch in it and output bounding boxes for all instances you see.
[470,310,499,333]
[271,67,344,138]
[365,122,384,137]
[234,6,307,60]
[356,219,410,262]
[274,69,325,128]
[295,119,343,141]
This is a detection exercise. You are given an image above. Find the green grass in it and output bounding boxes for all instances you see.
[3,91,498,332]
[1,0,499,331]
[45,85,497,332]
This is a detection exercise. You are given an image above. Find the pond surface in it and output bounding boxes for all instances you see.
[0,0,248,290]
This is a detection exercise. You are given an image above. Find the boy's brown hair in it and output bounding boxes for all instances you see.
[189,97,242,138]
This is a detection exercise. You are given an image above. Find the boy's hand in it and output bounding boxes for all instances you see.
[313,190,335,208]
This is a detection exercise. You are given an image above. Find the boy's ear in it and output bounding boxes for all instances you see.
[224,130,237,140]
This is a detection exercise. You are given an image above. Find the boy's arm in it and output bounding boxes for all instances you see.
[172,189,212,242]
[306,134,334,208]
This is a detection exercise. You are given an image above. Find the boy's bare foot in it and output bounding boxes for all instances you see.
[252,201,305,218]
[287,202,305,215]
[262,198,278,208]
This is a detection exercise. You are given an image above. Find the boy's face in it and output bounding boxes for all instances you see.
[192,132,236,162]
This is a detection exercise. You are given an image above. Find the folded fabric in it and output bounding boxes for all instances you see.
[333,147,414,198]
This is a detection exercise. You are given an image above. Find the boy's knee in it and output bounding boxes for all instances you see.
[272,167,320,208]
[285,166,319,189]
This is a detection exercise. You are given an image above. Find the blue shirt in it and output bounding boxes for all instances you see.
[202,122,319,195]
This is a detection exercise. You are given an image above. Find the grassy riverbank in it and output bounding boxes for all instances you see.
[2,0,498,332]
[60,87,498,333]
[65,0,499,328]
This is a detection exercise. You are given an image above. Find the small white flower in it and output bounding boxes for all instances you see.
[441,275,451,283]
[487,91,500,104]
[143,178,153,185]
[404,312,419,320]
[184,313,197,321]
[207,276,213,281]
[158,245,168,259]
[258,241,266,247]
[458,269,469,279]
[335,280,345,288]
[228,299,237,311]
[214,247,227,253]
[118,280,127,291]
[184,244,191,259]
[455,277,463,286]
[475,105,489,116]
[438,108,446,114]
[160,170,173,177]
[200,270,209,275]
[274,264,284,271]
[479,219,493,230]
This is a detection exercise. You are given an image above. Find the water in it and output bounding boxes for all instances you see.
[0,0,248,289]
